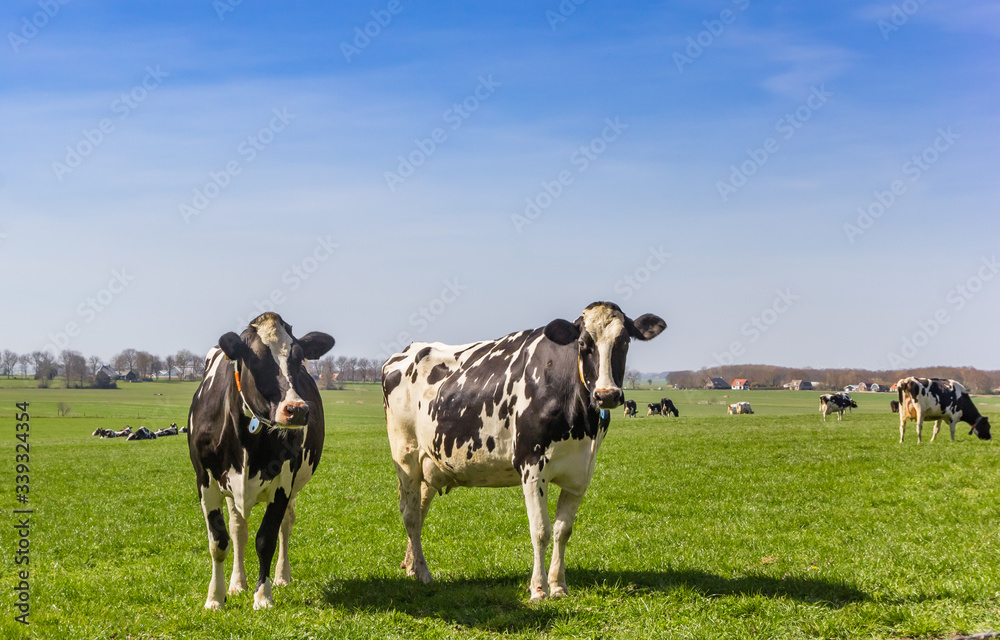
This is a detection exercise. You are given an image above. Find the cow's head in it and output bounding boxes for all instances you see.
[543,302,665,410]
[969,416,992,441]
[850,400,859,409]
[219,312,335,428]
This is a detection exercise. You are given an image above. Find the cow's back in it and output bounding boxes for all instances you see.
[384,331,546,489]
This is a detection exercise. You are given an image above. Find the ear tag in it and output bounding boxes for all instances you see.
[600,409,609,420]
[248,417,261,434]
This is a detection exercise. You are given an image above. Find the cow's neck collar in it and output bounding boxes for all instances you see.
[232,359,272,434]
[575,353,609,423]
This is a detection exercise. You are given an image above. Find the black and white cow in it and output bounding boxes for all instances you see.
[92,427,113,437]
[623,399,637,418]
[890,400,900,413]
[383,301,665,600]
[728,402,753,415]
[896,377,992,444]
[127,426,157,440]
[102,426,132,439]
[819,393,858,421]
[647,402,662,416]
[660,398,679,417]
[155,423,179,438]
[187,312,334,610]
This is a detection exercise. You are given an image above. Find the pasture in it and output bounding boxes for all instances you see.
[1,382,999,639]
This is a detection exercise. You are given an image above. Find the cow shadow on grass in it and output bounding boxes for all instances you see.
[321,568,869,633]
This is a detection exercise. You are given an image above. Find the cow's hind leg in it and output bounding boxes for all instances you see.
[200,482,229,610]
[548,487,585,598]
[396,463,433,583]
[521,478,552,601]
[274,497,295,587]
[226,497,249,595]
[252,488,291,610]
[931,419,941,442]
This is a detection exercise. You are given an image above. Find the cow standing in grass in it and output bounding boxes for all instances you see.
[728,402,753,415]
[660,398,679,417]
[896,377,991,444]
[187,312,334,610]
[383,301,665,600]
[819,393,858,421]
[623,399,637,417]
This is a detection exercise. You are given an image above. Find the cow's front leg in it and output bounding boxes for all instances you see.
[226,497,249,595]
[274,497,295,587]
[899,415,907,443]
[252,488,290,610]
[200,482,229,610]
[548,487,584,598]
[521,477,552,601]
[948,420,957,441]
[931,419,941,442]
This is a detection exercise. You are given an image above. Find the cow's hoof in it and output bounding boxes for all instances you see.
[529,587,548,602]
[273,577,290,587]
[549,586,568,599]
[253,580,274,610]
[228,582,246,595]
[205,599,224,611]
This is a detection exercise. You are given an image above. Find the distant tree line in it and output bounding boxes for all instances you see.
[665,365,1000,395]
[313,356,382,390]
[0,347,205,389]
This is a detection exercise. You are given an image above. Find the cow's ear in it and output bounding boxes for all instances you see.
[627,314,666,341]
[544,318,581,345]
[298,332,335,360]
[219,332,249,361]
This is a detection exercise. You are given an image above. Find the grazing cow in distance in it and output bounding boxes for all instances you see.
[660,398,679,417]
[647,402,662,416]
[728,402,753,415]
[623,399,637,418]
[819,393,858,421]
[127,427,157,441]
[890,400,900,413]
[383,301,665,600]
[896,377,992,444]
[188,312,334,610]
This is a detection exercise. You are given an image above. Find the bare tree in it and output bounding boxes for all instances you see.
[114,348,138,375]
[625,369,641,390]
[165,355,175,380]
[31,351,56,388]
[17,354,31,378]
[1,350,17,378]
[132,351,154,378]
[60,350,86,388]
[87,355,102,378]
[175,349,197,379]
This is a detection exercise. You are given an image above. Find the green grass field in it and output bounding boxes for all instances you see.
[1,382,998,639]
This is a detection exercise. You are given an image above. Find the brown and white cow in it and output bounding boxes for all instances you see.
[896,377,992,444]
[383,301,665,600]
[728,402,753,415]
[187,312,334,610]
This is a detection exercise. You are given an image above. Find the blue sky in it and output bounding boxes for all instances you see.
[1,0,998,373]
